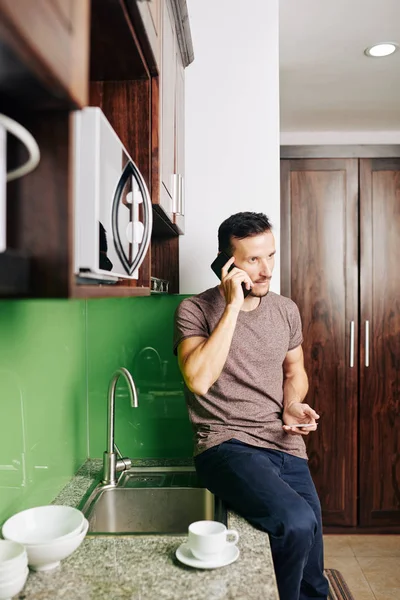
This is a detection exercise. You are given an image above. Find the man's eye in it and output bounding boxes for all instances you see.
[249,258,257,263]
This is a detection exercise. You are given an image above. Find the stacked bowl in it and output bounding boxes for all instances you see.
[0,540,28,600]
[2,505,88,572]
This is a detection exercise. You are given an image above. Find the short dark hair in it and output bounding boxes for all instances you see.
[218,212,273,253]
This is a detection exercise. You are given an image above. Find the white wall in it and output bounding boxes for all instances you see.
[281,130,400,145]
[180,0,280,294]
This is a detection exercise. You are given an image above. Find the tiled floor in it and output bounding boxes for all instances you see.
[324,535,400,600]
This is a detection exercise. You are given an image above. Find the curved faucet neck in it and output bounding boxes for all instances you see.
[106,367,138,456]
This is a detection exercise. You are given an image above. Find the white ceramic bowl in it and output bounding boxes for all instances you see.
[0,540,27,569]
[0,566,28,600]
[25,518,89,572]
[0,561,28,585]
[0,540,28,583]
[2,505,84,545]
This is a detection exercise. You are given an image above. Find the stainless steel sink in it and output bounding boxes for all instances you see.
[80,467,226,535]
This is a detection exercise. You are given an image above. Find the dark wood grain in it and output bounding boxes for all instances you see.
[359,158,400,526]
[151,76,160,207]
[280,160,291,297]
[90,80,151,185]
[281,158,359,526]
[90,0,149,81]
[6,112,71,297]
[324,525,400,534]
[151,236,179,294]
[72,284,150,299]
[0,0,89,108]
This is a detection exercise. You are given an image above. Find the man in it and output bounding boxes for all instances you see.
[174,212,329,600]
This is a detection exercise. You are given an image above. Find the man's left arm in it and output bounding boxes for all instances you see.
[282,345,319,436]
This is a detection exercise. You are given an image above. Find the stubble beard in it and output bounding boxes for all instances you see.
[249,284,270,298]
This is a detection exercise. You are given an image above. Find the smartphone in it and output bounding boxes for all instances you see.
[286,423,315,428]
[210,251,252,298]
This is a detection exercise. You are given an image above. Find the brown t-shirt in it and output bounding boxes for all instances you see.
[174,287,307,459]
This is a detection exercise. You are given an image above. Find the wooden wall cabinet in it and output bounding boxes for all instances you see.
[0,0,90,109]
[150,0,193,291]
[0,0,193,298]
[0,0,91,298]
[156,0,192,235]
[281,152,400,532]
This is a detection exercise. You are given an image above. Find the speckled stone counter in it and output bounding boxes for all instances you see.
[18,460,279,600]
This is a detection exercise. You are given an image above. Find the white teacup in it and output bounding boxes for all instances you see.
[188,520,239,561]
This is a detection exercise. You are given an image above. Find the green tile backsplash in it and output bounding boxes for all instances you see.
[0,299,87,525]
[86,295,192,459]
[0,294,192,525]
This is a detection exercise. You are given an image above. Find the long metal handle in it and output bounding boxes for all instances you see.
[178,175,185,216]
[172,173,179,213]
[349,320,355,368]
[365,320,369,367]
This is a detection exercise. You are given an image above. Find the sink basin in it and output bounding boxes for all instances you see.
[80,467,226,535]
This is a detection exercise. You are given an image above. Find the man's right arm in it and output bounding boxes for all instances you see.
[177,255,252,396]
[177,304,240,396]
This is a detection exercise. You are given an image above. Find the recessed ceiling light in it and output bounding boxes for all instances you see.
[364,43,398,58]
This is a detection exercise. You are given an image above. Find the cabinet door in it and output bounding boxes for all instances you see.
[0,0,89,107]
[281,159,359,526]
[173,52,185,234]
[359,158,400,527]
[160,0,177,220]
[126,0,160,73]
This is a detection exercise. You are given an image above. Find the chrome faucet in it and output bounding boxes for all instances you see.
[102,367,138,486]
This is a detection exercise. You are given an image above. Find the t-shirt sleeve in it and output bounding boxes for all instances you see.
[288,301,303,351]
[173,298,209,355]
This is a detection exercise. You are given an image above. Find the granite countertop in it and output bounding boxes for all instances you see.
[18,460,279,600]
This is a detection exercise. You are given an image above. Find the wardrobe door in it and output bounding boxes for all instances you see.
[359,158,400,527]
[281,159,359,526]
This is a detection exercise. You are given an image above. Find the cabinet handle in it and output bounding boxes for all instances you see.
[365,320,370,367]
[178,175,185,216]
[172,174,179,214]
[349,320,355,368]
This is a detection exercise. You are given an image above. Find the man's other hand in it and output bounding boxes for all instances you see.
[282,402,319,436]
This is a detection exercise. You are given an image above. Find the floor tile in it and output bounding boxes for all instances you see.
[372,592,400,600]
[324,556,376,599]
[357,557,400,598]
[348,535,400,557]
[323,535,355,557]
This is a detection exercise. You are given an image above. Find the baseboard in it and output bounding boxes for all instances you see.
[324,526,400,534]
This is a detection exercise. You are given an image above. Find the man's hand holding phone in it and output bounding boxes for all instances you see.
[211,252,253,309]
[221,256,253,309]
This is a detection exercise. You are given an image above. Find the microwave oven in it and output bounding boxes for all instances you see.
[73,107,152,282]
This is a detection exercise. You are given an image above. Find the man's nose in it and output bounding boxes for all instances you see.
[260,259,272,277]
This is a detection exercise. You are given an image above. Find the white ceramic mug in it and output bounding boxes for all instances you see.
[188,520,239,561]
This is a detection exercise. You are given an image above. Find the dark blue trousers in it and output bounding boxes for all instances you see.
[194,439,329,600]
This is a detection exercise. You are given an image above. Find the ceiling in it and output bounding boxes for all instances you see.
[279,0,400,132]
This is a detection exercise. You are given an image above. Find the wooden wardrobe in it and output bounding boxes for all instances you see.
[281,148,400,531]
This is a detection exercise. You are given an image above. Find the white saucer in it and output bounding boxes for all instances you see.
[175,542,239,569]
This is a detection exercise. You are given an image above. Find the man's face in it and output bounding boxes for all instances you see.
[230,231,276,298]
